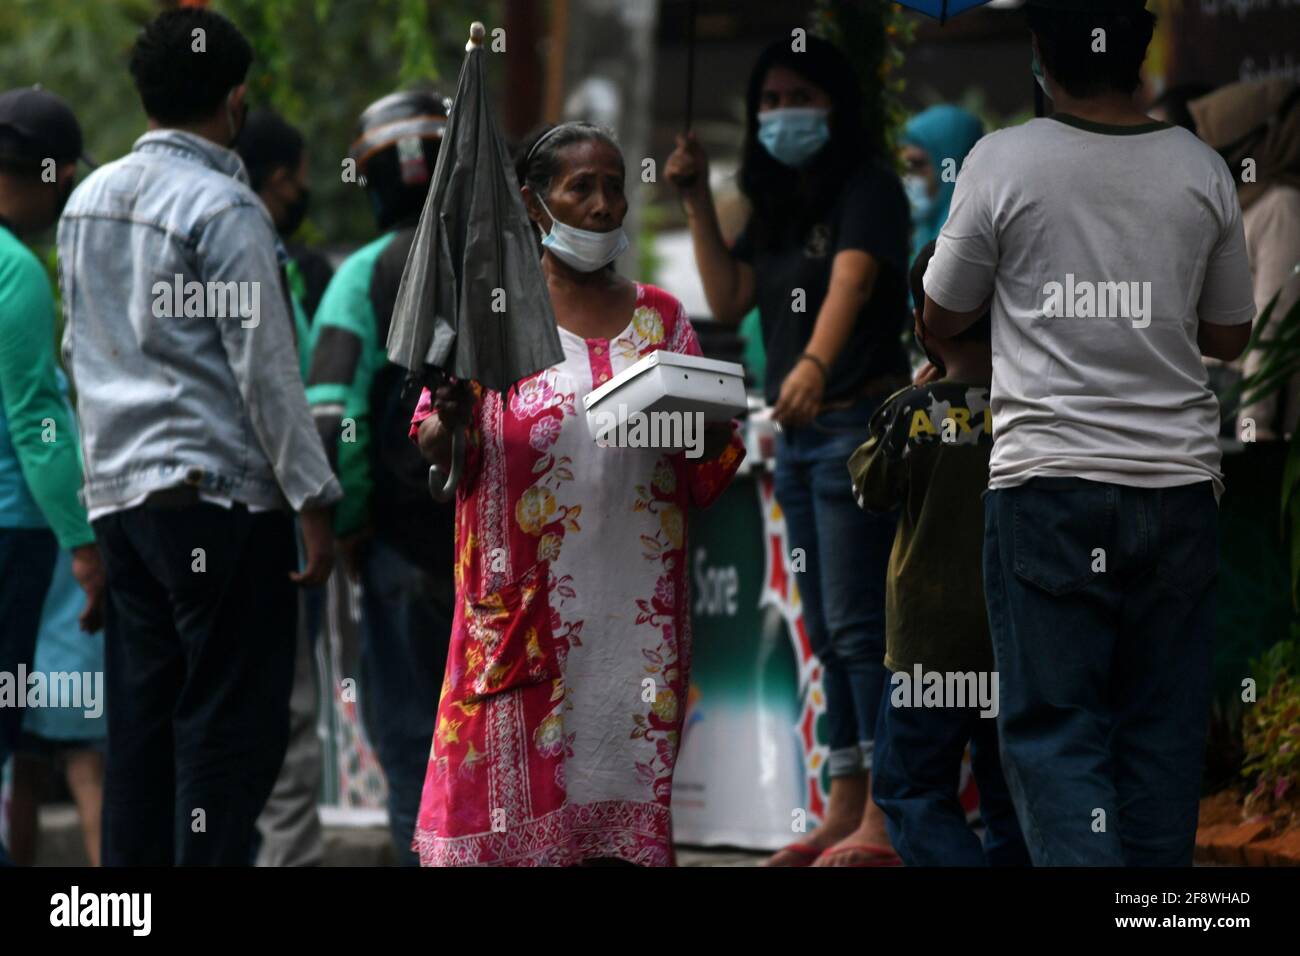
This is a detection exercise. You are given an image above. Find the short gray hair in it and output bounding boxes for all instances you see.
[514,121,622,200]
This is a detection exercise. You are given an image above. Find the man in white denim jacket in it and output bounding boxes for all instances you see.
[57,8,341,865]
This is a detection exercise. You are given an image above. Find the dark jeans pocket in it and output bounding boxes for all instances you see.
[809,396,882,436]
[1154,482,1219,599]
[1011,479,1115,596]
[459,559,560,701]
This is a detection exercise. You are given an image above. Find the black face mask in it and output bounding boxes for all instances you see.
[280,185,310,238]
[56,174,77,217]
[226,98,248,148]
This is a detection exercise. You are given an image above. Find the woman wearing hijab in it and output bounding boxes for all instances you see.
[900,105,985,271]
[666,36,911,867]
[409,122,745,867]
[1191,78,1300,440]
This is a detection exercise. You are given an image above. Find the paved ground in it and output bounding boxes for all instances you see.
[677,846,766,867]
[32,804,769,866]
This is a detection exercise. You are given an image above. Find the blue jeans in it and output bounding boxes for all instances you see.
[0,528,57,867]
[359,538,452,866]
[775,401,894,778]
[983,477,1218,866]
[873,692,1030,866]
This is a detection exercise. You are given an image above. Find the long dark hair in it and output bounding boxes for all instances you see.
[739,35,881,252]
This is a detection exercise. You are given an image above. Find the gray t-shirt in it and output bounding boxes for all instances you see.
[924,114,1256,496]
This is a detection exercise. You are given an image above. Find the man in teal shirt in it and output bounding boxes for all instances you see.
[0,86,103,866]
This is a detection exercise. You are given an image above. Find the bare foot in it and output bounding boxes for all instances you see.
[814,786,897,867]
[759,816,857,863]
[763,775,867,867]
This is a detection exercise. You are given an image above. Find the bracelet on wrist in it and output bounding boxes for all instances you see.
[798,352,830,383]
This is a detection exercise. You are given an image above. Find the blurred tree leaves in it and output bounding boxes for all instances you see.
[811,0,915,167]
[0,0,503,245]
[0,0,157,165]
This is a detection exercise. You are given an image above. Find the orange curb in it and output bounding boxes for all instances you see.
[1196,794,1300,866]
[1202,820,1272,866]
[1249,830,1300,867]
[1194,822,1236,864]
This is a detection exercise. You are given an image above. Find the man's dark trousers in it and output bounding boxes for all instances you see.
[94,498,297,866]
[0,527,58,867]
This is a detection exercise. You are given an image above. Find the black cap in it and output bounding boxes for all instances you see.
[0,85,96,169]
[1026,0,1149,10]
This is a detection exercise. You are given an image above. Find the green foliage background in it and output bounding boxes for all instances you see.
[810,0,915,168]
[0,0,503,245]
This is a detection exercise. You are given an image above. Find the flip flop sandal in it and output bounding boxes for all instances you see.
[764,842,826,867]
[819,844,903,868]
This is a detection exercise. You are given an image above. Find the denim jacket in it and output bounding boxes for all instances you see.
[57,130,342,514]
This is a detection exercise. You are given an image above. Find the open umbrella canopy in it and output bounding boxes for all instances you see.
[892,0,998,22]
[900,0,1153,18]
[387,22,563,395]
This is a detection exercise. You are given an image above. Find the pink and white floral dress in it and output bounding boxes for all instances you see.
[408,283,744,866]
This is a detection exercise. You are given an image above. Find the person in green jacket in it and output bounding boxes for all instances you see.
[304,89,455,865]
[0,86,104,866]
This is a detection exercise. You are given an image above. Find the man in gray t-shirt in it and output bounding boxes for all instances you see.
[924,0,1255,867]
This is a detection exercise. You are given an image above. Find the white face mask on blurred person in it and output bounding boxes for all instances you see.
[904,174,936,224]
[536,195,628,272]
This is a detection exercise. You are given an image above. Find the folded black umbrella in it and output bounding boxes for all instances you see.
[387,21,563,396]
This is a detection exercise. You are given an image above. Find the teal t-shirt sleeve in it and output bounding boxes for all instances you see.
[738,307,766,393]
[304,247,384,537]
[285,260,317,377]
[292,290,313,380]
[0,251,93,548]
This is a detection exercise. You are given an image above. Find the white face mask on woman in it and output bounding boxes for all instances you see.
[536,194,628,272]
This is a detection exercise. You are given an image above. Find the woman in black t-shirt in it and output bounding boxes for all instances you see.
[667,35,910,868]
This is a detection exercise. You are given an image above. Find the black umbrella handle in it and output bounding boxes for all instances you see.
[676,0,700,191]
[684,0,697,132]
[428,427,464,503]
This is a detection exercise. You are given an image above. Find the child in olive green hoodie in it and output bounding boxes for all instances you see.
[847,241,1027,866]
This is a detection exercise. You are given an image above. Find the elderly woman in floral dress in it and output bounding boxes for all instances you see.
[409,122,744,866]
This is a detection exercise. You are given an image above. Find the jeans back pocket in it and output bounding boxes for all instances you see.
[1154,482,1219,600]
[1011,479,1116,596]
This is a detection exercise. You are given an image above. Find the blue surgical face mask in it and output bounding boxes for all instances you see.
[757,107,831,168]
[904,174,935,224]
[1031,50,1049,97]
[536,195,628,273]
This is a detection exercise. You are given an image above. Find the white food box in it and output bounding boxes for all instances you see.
[582,350,747,446]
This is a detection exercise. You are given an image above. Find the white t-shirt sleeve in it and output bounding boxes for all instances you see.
[923,138,998,313]
[1197,177,1258,326]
